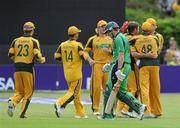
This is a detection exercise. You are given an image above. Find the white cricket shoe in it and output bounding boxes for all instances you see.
[137,104,147,120]
[93,112,100,116]
[7,100,14,117]
[54,103,63,118]
[121,110,137,118]
[74,115,89,119]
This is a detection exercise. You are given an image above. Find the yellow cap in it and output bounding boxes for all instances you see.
[141,22,153,32]
[23,22,35,31]
[146,18,157,26]
[68,26,81,35]
[97,20,107,27]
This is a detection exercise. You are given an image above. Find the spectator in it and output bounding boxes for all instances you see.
[159,0,176,16]
[164,37,180,65]
[172,0,180,11]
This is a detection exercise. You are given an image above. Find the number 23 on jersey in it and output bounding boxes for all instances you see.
[17,44,30,56]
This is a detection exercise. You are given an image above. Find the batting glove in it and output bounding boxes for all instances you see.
[115,70,126,81]
[102,63,111,73]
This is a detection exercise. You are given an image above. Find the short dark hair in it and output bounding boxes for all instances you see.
[128,21,139,34]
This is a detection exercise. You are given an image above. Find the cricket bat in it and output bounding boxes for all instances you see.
[133,63,140,98]
[105,80,121,114]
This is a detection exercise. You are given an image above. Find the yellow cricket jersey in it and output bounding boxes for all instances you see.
[54,40,86,82]
[8,35,44,72]
[126,34,140,47]
[126,34,139,70]
[85,35,112,64]
[126,34,136,51]
[126,34,134,42]
[154,32,164,54]
[130,34,159,68]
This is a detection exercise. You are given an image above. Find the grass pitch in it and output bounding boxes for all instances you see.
[0,91,180,128]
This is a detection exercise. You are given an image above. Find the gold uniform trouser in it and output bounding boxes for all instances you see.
[90,63,108,112]
[10,71,34,115]
[57,78,86,116]
[139,66,162,115]
[118,70,138,112]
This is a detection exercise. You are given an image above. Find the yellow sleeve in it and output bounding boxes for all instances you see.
[54,44,62,61]
[157,33,164,53]
[32,39,45,63]
[84,35,96,52]
[129,38,137,52]
[152,37,159,55]
[8,39,16,60]
[152,35,160,54]
[36,40,41,50]
[78,43,89,60]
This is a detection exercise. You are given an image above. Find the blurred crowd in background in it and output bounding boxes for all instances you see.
[159,0,180,16]
[163,37,180,65]
[158,0,180,65]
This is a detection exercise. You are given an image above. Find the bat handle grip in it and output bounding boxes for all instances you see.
[113,80,120,93]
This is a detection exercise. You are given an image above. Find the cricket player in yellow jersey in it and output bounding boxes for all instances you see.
[84,20,113,115]
[7,22,45,118]
[118,21,141,117]
[146,18,163,117]
[146,18,164,54]
[131,22,162,118]
[54,26,91,118]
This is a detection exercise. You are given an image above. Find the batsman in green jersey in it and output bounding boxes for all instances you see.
[101,21,146,120]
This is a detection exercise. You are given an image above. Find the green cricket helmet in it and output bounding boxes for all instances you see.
[104,21,119,33]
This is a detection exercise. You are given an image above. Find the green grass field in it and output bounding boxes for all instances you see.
[0,91,180,128]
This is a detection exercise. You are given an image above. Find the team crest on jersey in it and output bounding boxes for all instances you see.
[96,44,110,49]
